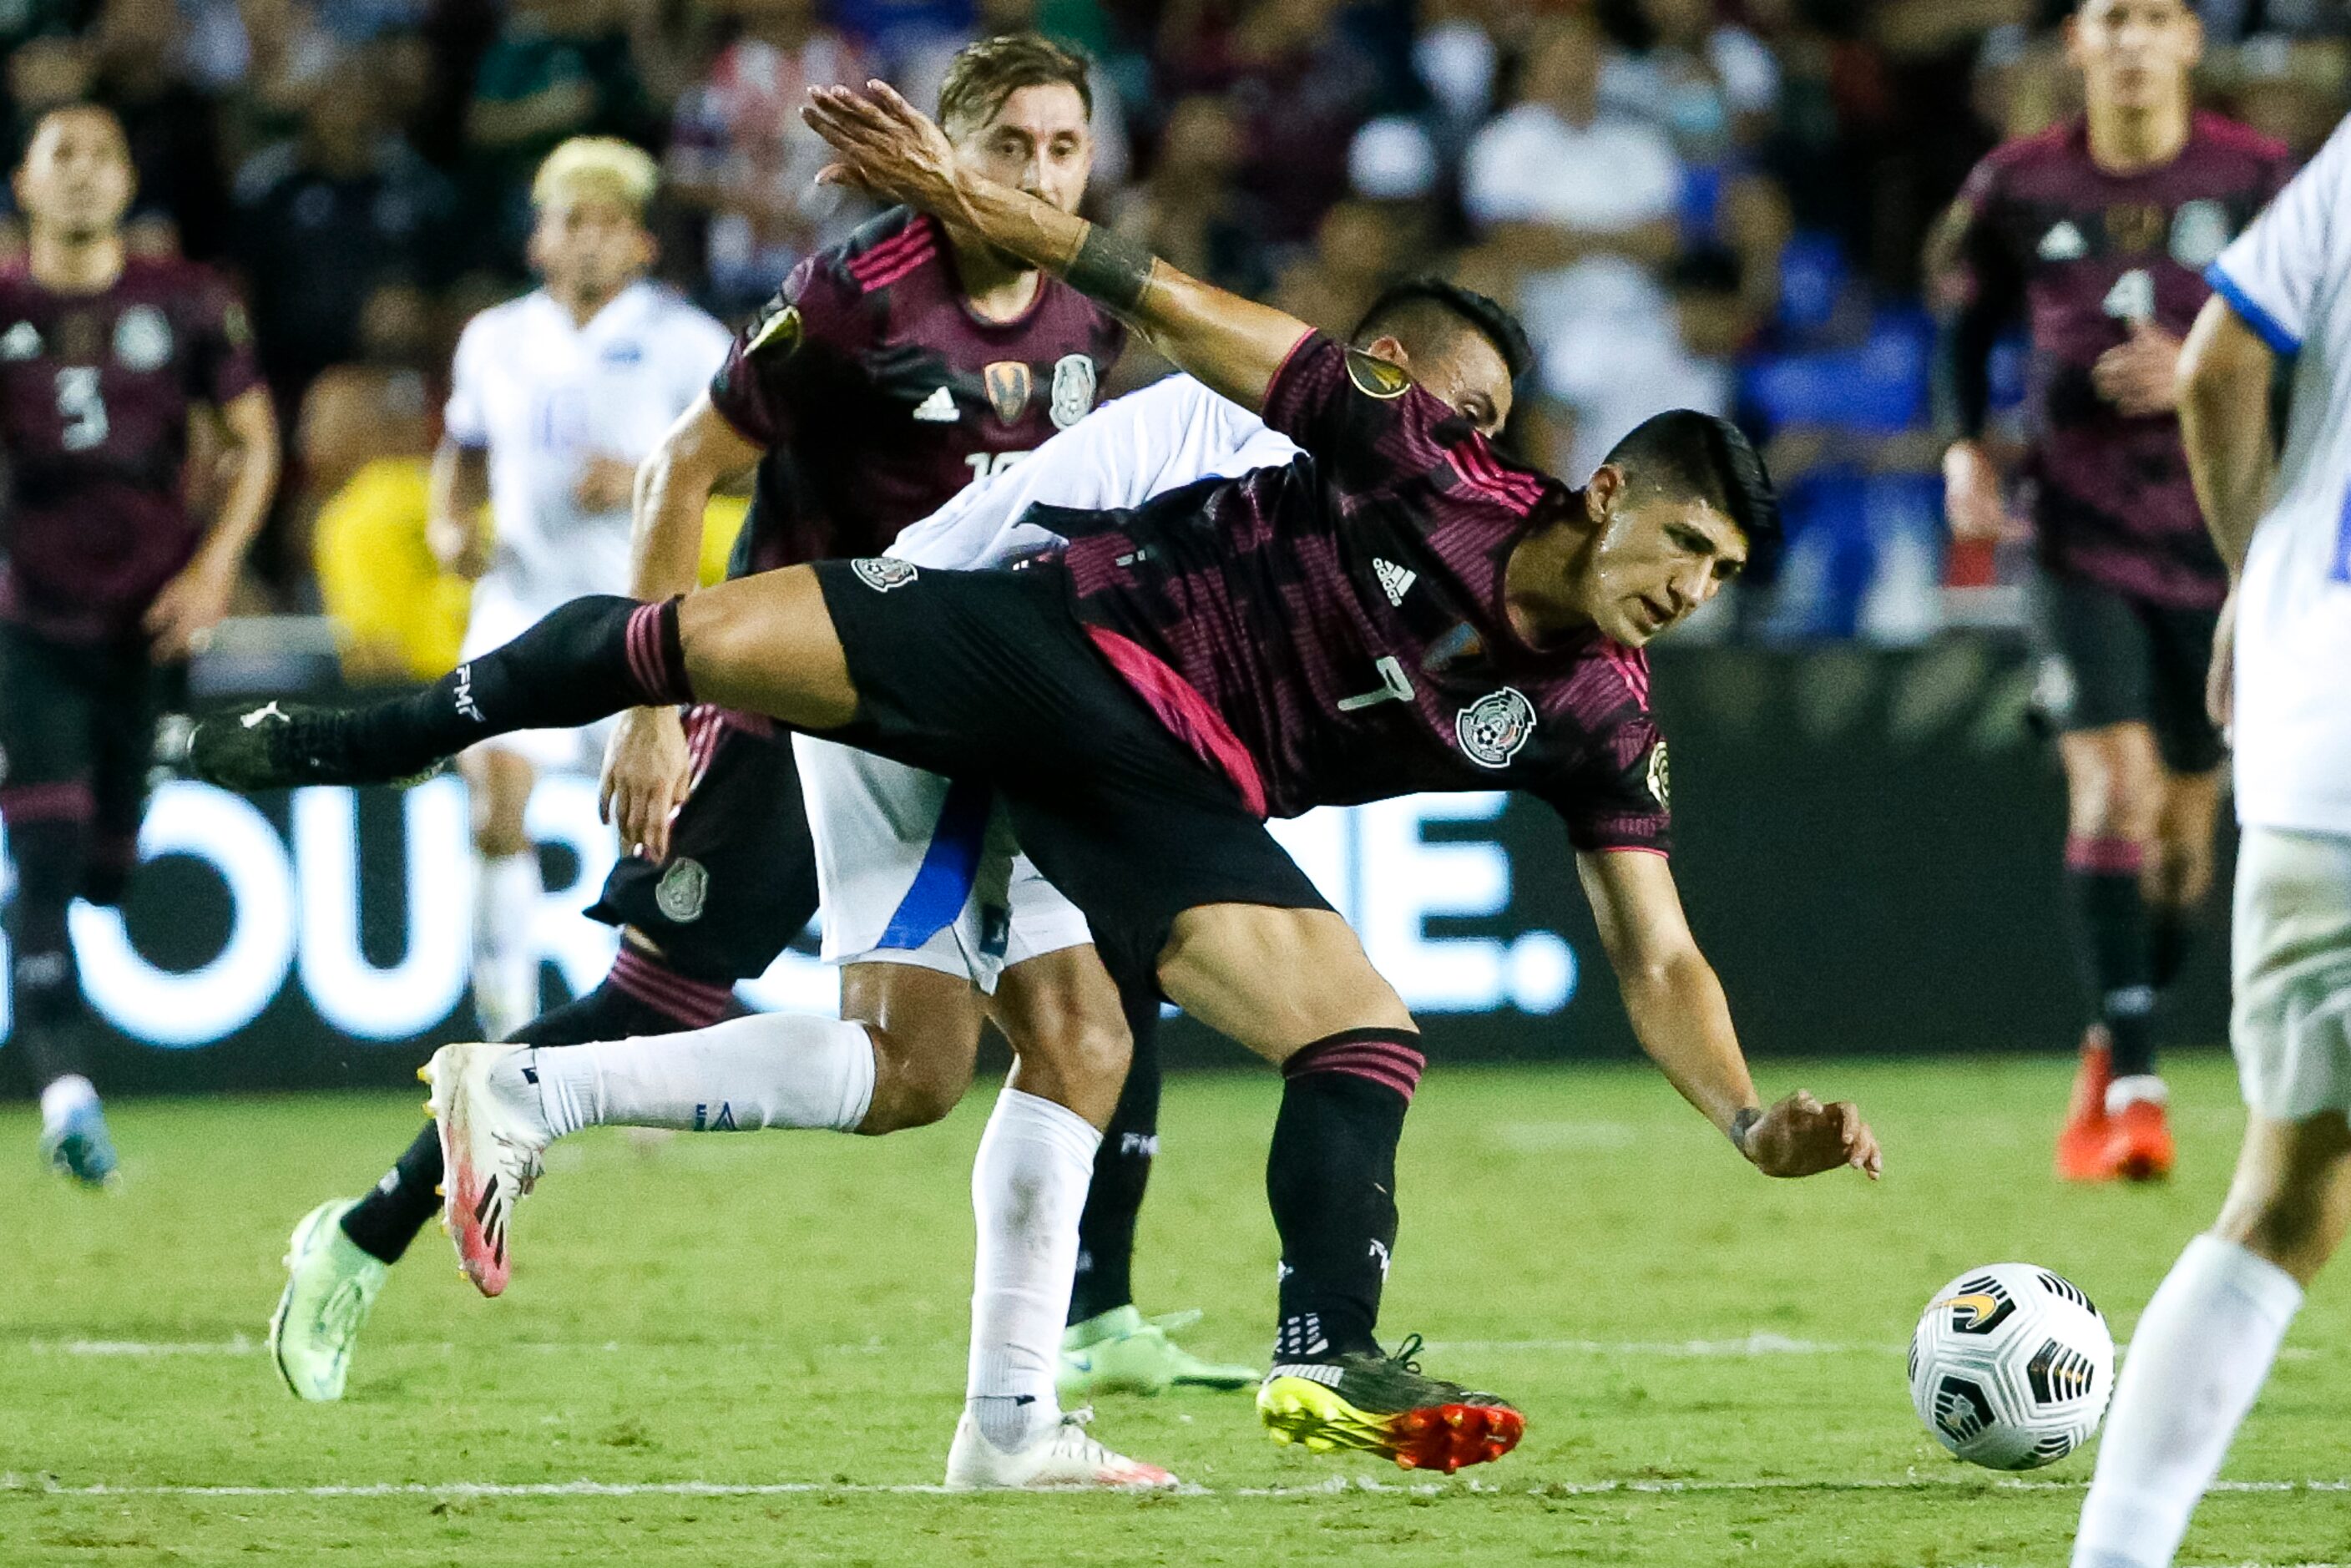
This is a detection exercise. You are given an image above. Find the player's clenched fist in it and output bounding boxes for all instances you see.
[1740,1090,1882,1180]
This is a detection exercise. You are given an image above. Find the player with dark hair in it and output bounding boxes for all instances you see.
[195,79,1879,1478]
[0,104,278,1183]
[1930,0,2293,1183]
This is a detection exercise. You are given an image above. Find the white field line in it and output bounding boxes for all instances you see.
[5,1474,2347,1502]
[18,1335,2320,1362]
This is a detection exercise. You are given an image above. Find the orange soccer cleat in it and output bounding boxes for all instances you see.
[2055,1027,2115,1183]
[2102,1095,2176,1183]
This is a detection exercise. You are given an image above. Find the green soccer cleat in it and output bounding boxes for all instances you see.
[1257,1334,1524,1473]
[1058,1305,1260,1398]
[268,1199,388,1402]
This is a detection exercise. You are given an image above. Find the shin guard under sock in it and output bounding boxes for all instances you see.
[1267,1029,1424,1362]
[2066,837,2157,1079]
[1069,984,1164,1323]
[341,598,690,780]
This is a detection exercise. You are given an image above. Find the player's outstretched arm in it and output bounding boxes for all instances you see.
[803,81,1308,414]
[425,437,492,580]
[602,393,767,859]
[1577,849,1882,1180]
[2177,296,2280,730]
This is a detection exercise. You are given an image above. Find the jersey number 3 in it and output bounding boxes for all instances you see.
[55,367,109,452]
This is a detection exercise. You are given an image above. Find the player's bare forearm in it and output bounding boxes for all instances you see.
[196,387,279,576]
[630,395,763,601]
[802,81,1307,413]
[1576,851,1757,1137]
[427,438,492,574]
[2178,296,2278,578]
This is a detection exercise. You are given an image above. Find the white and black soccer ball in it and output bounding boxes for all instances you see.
[1909,1262,2115,1470]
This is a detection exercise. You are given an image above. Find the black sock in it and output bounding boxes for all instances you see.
[6,807,91,1090]
[1267,1029,1424,1363]
[2066,837,2157,1080]
[336,976,712,1264]
[337,596,690,781]
[2149,901,2196,994]
[1069,985,1163,1325]
[338,1123,446,1265]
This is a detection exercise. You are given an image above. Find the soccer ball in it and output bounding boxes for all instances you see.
[1908,1262,2115,1470]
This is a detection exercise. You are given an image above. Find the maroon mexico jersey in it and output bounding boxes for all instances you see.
[709,207,1126,574]
[0,256,260,643]
[1946,113,2291,609]
[1050,333,1671,852]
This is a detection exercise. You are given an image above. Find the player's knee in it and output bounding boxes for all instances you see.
[2067,749,2161,842]
[860,1027,978,1133]
[2218,1191,2336,1277]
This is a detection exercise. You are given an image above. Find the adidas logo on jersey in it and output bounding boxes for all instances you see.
[911,386,958,422]
[2038,220,2087,260]
[1374,558,1417,606]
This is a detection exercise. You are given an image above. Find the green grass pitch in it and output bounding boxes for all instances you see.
[6,1052,2350,1565]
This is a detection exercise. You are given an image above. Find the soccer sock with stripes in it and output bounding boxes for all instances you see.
[337,978,715,1266]
[1069,984,1164,1325]
[1266,1029,1423,1363]
[336,597,691,781]
[2073,1236,2302,1568]
[2065,837,2158,1081]
[968,1088,1100,1452]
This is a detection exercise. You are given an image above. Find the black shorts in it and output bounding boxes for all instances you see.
[0,623,177,905]
[811,559,1330,988]
[2031,572,2226,776]
[585,706,821,983]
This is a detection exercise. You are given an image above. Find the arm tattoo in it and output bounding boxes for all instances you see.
[1064,223,1155,314]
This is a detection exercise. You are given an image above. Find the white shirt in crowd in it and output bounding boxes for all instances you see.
[443,281,732,608]
[2206,113,2351,838]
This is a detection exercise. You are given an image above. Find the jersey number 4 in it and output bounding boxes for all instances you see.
[54,367,109,452]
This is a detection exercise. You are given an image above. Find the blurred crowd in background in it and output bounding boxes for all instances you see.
[3,0,2347,668]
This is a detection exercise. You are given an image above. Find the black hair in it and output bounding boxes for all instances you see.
[1599,409,1782,558]
[1348,277,1534,382]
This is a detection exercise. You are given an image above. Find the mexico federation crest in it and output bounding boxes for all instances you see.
[2169,199,2232,270]
[983,360,1033,424]
[655,857,708,923]
[114,305,172,372]
[1049,353,1097,428]
[1646,741,1671,809]
[1454,687,1537,769]
[852,557,918,592]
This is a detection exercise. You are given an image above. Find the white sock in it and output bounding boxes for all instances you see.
[2073,1234,2303,1568]
[526,1012,876,1139]
[472,849,543,1039]
[2106,1075,2167,1115]
[966,1087,1100,1453]
[39,1074,99,1130]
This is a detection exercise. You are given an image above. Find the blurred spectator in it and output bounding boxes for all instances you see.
[1268,198,1407,338]
[468,0,653,161]
[199,0,341,170]
[1156,0,1389,244]
[232,52,455,398]
[1110,93,1274,300]
[665,0,873,313]
[1540,244,1742,481]
[296,281,438,504]
[1461,14,1681,408]
[91,0,229,257]
[1600,0,1782,162]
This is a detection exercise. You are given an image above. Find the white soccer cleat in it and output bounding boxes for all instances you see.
[943,1408,1180,1491]
[419,1042,549,1298]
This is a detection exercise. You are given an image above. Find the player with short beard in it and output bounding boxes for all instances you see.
[1930,0,2293,1184]
[0,105,278,1185]
[195,80,1882,1477]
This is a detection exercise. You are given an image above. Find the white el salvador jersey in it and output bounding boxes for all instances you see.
[795,374,1302,986]
[2204,114,2351,1121]
[449,281,731,766]
[2206,114,2351,837]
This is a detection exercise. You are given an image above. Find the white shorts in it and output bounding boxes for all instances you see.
[2232,826,2351,1122]
[792,735,1092,991]
[458,572,614,775]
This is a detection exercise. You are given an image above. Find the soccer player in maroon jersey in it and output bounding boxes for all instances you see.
[1930,0,2293,1184]
[270,37,1236,1425]
[0,105,277,1185]
[195,78,1880,1474]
